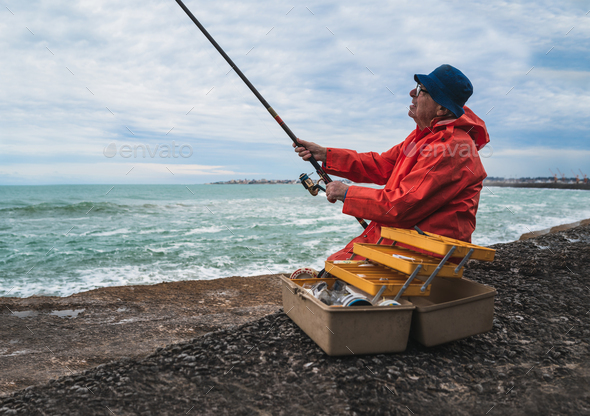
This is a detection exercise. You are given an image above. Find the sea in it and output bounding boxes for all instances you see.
[2,184,590,298]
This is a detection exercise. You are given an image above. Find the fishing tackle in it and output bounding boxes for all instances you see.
[175,0,367,229]
[299,173,325,196]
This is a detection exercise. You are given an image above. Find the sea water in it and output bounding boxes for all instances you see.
[2,184,590,297]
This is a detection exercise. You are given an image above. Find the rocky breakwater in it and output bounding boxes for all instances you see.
[1,225,590,415]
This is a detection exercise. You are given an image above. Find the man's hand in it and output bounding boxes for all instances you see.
[326,181,349,203]
[293,139,327,163]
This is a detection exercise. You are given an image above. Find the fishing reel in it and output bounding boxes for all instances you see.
[299,172,326,196]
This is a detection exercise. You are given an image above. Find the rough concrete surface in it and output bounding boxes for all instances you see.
[0,275,282,395]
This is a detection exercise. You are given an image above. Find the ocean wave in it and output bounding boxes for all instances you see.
[3,185,590,297]
[138,229,172,235]
[0,262,291,297]
[81,228,131,237]
[0,202,130,217]
[298,224,360,235]
[184,226,225,236]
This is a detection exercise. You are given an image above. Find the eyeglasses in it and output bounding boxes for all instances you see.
[416,83,429,96]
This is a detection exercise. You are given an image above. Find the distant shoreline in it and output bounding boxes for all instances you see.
[206,179,299,185]
[484,181,590,190]
[206,179,353,185]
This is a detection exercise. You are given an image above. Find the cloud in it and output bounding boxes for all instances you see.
[482,146,590,178]
[0,0,589,183]
[0,162,240,185]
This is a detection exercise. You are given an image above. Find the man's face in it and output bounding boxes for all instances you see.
[408,84,442,130]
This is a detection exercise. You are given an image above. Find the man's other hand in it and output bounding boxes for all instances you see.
[326,181,349,203]
[293,139,327,163]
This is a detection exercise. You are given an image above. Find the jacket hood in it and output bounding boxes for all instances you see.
[433,106,490,150]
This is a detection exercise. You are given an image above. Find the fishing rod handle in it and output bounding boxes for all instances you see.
[265,106,331,183]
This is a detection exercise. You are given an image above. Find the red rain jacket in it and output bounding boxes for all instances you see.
[324,106,490,261]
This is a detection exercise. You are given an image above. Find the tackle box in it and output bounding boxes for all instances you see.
[324,261,431,297]
[280,275,415,356]
[284,228,497,354]
[407,277,496,347]
[352,243,463,278]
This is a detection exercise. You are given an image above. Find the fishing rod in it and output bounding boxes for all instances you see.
[174,0,368,230]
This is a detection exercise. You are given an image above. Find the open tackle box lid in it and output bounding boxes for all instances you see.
[380,227,496,261]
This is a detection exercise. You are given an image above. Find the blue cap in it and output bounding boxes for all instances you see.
[414,64,473,118]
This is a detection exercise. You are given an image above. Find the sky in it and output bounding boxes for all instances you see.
[1,0,589,185]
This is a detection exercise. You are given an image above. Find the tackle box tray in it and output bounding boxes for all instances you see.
[353,243,463,278]
[280,275,415,355]
[325,261,431,297]
[380,227,496,261]
[407,277,496,347]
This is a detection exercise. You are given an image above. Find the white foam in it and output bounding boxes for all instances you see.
[81,228,130,237]
[138,229,170,235]
[299,224,358,235]
[184,226,225,236]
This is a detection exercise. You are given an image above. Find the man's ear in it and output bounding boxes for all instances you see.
[436,106,452,117]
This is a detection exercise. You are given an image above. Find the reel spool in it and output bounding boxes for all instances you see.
[290,267,319,279]
[299,173,326,196]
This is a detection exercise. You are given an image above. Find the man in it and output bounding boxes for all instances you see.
[294,64,490,261]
